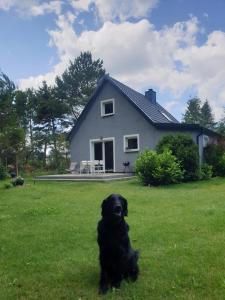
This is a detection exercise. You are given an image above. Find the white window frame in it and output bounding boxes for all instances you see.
[89,137,116,172]
[124,134,140,152]
[101,99,115,117]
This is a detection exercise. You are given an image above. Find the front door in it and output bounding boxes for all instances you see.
[104,141,114,172]
[91,139,114,172]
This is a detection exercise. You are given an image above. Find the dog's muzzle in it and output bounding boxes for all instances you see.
[114,205,122,217]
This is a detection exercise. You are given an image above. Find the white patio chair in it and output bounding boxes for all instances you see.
[80,161,92,174]
[65,162,77,174]
[91,160,105,173]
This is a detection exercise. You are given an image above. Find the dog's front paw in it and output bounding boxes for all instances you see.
[99,285,109,295]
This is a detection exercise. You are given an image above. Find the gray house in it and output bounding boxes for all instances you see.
[68,74,220,173]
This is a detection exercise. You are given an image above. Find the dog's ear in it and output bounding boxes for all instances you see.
[120,195,128,216]
[101,197,110,217]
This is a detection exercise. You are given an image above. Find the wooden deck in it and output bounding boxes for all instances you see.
[34,173,135,182]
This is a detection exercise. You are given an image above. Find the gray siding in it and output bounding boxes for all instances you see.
[70,81,210,172]
[70,82,158,172]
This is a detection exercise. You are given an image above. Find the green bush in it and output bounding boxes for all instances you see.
[204,144,225,176]
[4,183,12,189]
[218,153,225,176]
[12,176,24,187]
[157,150,184,185]
[48,149,69,173]
[135,150,160,186]
[156,134,199,181]
[135,149,183,186]
[200,163,213,180]
[0,161,7,180]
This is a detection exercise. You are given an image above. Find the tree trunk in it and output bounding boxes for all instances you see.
[15,153,18,176]
[52,119,57,152]
[43,141,47,167]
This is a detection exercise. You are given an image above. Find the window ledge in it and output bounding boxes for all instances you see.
[101,113,115,117]
[125,149,139,153]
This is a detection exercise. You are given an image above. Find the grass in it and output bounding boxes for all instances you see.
[0,178,225,300]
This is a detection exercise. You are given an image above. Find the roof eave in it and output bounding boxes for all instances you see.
[155,123,223,137]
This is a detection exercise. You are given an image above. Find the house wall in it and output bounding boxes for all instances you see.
[70,81,158,172]
[70,81,214,172]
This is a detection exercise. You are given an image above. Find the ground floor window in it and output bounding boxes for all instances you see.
[124,134,139,152]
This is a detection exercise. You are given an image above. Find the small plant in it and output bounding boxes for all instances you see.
[135,149,183,186]
[0,161,7,180]
[4,183,12,189]
[200,163,213,180]
[12,176,24,187]
[204,144,225,176]
[218,153,225,176]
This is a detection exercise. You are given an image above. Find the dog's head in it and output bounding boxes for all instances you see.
[101,194,128,219]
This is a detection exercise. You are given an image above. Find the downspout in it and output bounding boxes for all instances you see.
[196,127,204,166]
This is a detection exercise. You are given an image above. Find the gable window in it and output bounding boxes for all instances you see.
[124,134,140,152]
[101,99,115,117]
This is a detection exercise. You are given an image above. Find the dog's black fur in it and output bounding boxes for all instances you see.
[97,194,139,294]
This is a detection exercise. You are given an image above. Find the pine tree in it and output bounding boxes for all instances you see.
[183,98,201,124]
[34,81,68,165]
[55,51,105,121]
[200,100,215,128]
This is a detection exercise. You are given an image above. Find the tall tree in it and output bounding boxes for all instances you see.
[34,81,68,165]
[0,72,16,131]
[0,72,25,173]
[183,97,216,128]
[200,100,215,128]
[55,51,105,121]
[183,97,201,124]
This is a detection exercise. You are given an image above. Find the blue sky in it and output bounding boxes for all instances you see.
[1,0,225,121]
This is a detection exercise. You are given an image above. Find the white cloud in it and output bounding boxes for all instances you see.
[18,10,225,120]
[19,16,198,90]
[0,0,35,12]
[69,0,159,22]
[0,0,62,17]
[70,0,92,11]
[30,1,62,16]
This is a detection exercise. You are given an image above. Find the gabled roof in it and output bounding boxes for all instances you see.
[68,74,179,140]
[108,76,179,124]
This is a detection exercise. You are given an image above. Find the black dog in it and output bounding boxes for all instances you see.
[97,194,139,294]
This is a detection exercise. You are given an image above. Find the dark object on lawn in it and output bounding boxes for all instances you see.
[10,171,17,178]
[97,194,139,294]
[123,161,130,173]
[12,176,24,187]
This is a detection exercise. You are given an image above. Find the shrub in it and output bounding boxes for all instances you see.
[135,150,160,186]
[157,150,184,185]
[156,134,199,181]
[135,149,183,186]
[12,176,24,187]
[200,163,213,180]
[0,161,7,180]
[4,183,12,189]
[204,144,225,176]
[218,153,225,176]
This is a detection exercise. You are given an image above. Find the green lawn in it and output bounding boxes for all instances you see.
[0,178,225,300]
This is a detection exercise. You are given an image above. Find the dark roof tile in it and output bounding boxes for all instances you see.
[108,76,179,124]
